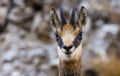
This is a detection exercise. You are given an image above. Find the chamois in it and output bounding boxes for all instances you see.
[50,6,87,76]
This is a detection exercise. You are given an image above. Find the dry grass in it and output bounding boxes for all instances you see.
[95,57,120,76]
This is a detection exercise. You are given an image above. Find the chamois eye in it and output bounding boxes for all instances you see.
[54,32,60,40]
[78,31,82,40]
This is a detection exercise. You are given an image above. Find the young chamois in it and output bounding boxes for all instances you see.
[50,6,87,76]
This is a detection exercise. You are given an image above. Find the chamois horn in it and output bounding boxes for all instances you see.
[70,7,78,25]
[60,8,66,25]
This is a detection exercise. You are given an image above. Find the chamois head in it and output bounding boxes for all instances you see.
[50,6,87,61]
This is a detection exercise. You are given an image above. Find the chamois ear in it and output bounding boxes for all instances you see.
[78,6,87,30]
[50,8,60,29]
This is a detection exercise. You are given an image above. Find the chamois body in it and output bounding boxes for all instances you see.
[50,6,87,76]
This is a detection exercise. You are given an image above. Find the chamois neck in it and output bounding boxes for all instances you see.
[59,58,81,76]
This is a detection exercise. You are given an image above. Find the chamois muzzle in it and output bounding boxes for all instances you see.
[63,45,73,54]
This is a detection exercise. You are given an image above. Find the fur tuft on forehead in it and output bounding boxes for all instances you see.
[62,23,74,32]
[57,23,80,37]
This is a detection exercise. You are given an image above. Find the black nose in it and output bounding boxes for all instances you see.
[63,45,73,51]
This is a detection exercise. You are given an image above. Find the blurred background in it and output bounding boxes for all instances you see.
[0,0,120,76]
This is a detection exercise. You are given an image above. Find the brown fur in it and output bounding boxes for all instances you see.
[57,23,80,37]
[57,23,82,76]
[59,59,81,76]
[50,7,87,76]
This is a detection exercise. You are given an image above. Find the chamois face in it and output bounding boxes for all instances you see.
[50,6,87,61]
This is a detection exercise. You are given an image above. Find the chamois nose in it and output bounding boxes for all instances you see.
[63,45,73,51]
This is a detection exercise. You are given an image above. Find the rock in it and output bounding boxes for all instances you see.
[43,0,63,13]
[0,0,10,7]
[14,0,25,8]
[35,16,52,43]
[0,7,8,25]
[8,7,23,23]
[49,58,59,67]
[24,0,44,11]
[8,7,34,31]
[2,50,18,62]
[11,71,23,76]
[2,63,13,73]
[0,7,8,33]
[31,12,42,32]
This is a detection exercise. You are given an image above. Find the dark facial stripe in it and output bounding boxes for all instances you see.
[55,30,82,49]
[73,31,83,48]
[54,32,63,48]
